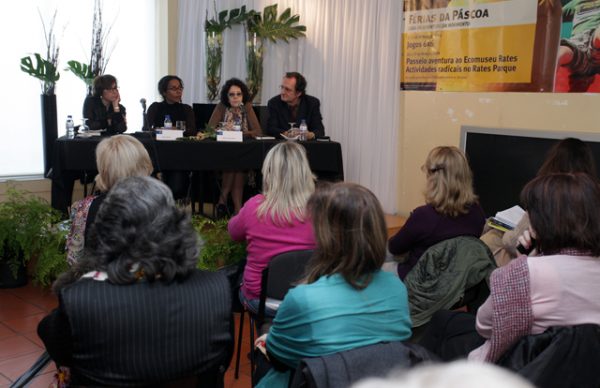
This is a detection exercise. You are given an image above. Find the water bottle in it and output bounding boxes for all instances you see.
[164,114,173,128]
[233,117,242,131]
[299,119,308,141]
[66,115,75,139]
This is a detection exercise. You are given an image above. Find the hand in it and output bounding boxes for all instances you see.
[112,95,121,112]
[307,131,316,140]
[517,229,538,256]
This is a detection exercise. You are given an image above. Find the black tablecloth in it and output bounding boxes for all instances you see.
[50,134,344,214]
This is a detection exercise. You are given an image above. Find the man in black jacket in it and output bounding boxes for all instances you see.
[266,72,325,139]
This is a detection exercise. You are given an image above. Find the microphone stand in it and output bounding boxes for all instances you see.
[142,107,148,131]
[141,99,148,131]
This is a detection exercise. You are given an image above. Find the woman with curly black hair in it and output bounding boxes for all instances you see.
[38,177,233,386]
[208,78,262,216]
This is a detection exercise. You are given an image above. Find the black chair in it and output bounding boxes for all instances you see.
[289,341,437,388]
[192,103,217,131]
[234,249,314,384]
[496,324,600,388]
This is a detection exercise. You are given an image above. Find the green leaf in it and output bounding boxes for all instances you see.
[65,60,94,86]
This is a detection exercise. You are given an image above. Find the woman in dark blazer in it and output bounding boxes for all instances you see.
[39,176,233,387]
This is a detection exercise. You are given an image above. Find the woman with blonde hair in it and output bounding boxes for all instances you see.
[65,135,153,265]
[389,146,485,278]
[228,141,316,315]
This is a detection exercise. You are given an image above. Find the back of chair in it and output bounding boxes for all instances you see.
[257,249,314,320]
[497,324,600,388]
[289,341,437,388]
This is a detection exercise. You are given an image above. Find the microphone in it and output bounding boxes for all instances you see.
[140,98,148,131]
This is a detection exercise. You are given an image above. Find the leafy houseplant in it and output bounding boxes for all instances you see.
[66,0,115,95]
[20,8,61,176]
[0,186,64,288]
[205,5,251,101]
[192,216,246,271]
[245,4,306,103]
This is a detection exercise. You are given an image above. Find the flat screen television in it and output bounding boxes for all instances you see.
[460,126,600,217]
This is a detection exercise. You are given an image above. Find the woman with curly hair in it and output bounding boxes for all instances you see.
[208,78,262,216]
[39,177,233,386]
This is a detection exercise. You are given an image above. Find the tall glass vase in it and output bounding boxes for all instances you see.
[245,31,264,104]
[205,31,224,102]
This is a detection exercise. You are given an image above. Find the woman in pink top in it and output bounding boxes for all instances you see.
[420,173,600,364]
[228,141,316,316]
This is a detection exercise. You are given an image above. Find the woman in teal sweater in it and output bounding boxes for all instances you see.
[257,182,412,387]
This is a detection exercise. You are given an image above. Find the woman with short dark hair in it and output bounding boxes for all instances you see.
[146,75,196,136]
[497,137,598,261]
[82,74,127,134]
[421,173,600,363]
[39,177,233,386]
[256,182,412,387]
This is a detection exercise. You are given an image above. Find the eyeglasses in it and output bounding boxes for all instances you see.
[107,87,119,92]
[279,85,295,92]
[168,86,184,91]
[228,92,243,97]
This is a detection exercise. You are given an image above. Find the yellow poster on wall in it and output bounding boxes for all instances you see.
[401,0,563,92]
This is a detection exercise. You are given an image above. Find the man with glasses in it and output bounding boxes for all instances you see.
[266,72,324,139]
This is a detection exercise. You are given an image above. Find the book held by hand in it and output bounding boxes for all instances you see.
[493,205,525,229]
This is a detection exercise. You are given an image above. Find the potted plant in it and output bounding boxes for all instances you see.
[20,9,61,176]
[204,5,251,101]
[0,186,64,288]
[245,4,306,103]
[192,216,246,271]
[66,0,115,95]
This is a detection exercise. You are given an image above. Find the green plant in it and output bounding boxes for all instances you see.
[244,4,306,101]
[246,4,306,43]
[20,9,61,95]
[31,221,69,287]
[192,216,246,271]
[204,5,252,100]
[20,54,60,96]
[65,60,95,88]
[66,0,115,95]
[0,186,64,281]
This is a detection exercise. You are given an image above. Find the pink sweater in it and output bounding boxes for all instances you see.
[228,194,316,300]
[470,254,600,361]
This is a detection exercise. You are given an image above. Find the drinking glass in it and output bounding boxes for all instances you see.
[80,118,89,133]
[176,121,186,131]
[288,122,297,137]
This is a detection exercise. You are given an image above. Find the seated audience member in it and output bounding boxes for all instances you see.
[146,75,196,136]
[352,360,534,388]
[83,74,127,134]
[39,177,233,387]
[209,78,262,216]
[388,146,485,279]
[147,75,197,200]
[485,137,598,265]
[266,72,325,139]
[229,141,316,316]
[256,182,412,387]
[420,173,600,363]
[65,135,153,265]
